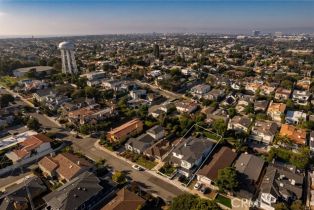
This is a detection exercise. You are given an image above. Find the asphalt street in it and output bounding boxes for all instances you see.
[67,135,184,201]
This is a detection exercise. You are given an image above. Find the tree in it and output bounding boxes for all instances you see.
[244,102,254,114]
[170,193,221,210]
[112,171,126,184]
[193,199,221,210]
[0,94,14,108]
[84,86,99,98]
[216,167,238,192]
[27,118,41,131]
[227,108,236,118]
[212,119,227,136]
[290,200,304,210]
[280,80,293,89]
[169,193,198,210]
[274,203,289,210]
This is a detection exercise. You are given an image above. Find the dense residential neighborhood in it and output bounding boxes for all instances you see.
[0,32,314,210]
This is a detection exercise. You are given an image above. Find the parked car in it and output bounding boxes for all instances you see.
[132,164,144,171]
[194,182,202,190]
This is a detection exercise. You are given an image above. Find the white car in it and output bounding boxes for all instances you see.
[132,164,144,171]
[194,182,202,190]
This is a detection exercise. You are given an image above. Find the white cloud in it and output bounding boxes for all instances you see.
[0,12,6,16]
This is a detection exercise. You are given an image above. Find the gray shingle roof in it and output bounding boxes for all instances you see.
[43,172,113,210]
[126,134,155,153]
[234,153,265,182]
[259,165,303,200]
[172,137,214,165]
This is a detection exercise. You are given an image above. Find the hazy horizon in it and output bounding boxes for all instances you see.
[1,0,314,36]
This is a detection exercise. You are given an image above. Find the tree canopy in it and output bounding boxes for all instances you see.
[169,193,221,210]
[216,167,238,192]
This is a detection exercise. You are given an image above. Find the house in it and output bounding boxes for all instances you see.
[125,125,165,154]
[150,109,165,118]
[125,134,155,154]
[221,93,238,107]
[144,139,172,160]
[33,88,56,103]
[175,100,198,114]
[43,172,115,210]
[258,164,303,210]
[292,90,310,106]
[310,131,314,153]
[190,84,211,99]
[296,78,311,90]
[6,134,53,163]
[60,98,94,114]
[22,79,49,92]
[127,98,150,109]
[102,80,122,91]
[83,71,106,80]
[159,102,175,113]
[170,137,215,177]
[46,95,71,111]
[260,85,276,96]
[68,105,115,125]
[101,188,145,210]
[275,88,291,101]
[249,120,279,144]
[227,115,252,133]
[196,147,236,188]
[38,153,93,182]
[130,89,147,100]
[285,110,307,124]
[204,89,225,101]
[245,82,261,94]
[254,100,269,112]
[279,124,307,145]
[107,119,143,143]
[267,101,286,122]
[146,125,165,140]
[0,175,47,210]
[234,153,265,198]
[235,98,251,114]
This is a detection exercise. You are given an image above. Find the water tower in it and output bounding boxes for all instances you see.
[58,41,78,74]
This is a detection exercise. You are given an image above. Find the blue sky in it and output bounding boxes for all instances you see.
[0,0,314,36]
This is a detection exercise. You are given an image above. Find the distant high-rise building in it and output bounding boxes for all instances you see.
[153,43,160,58]
[252,30,261,36]
[58,41,78,75]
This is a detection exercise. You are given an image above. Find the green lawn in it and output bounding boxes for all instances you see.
[159,164,176,176]
[135,156,157,170]
[204,132,221,141]
[215,194,232,208]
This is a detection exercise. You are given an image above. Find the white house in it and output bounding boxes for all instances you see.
[285,110,307,124]
[6,134,53,163]
[292,90,311,106]
[249,120,279,144]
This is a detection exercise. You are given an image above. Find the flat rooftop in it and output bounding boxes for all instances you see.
[0,130,37,151]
